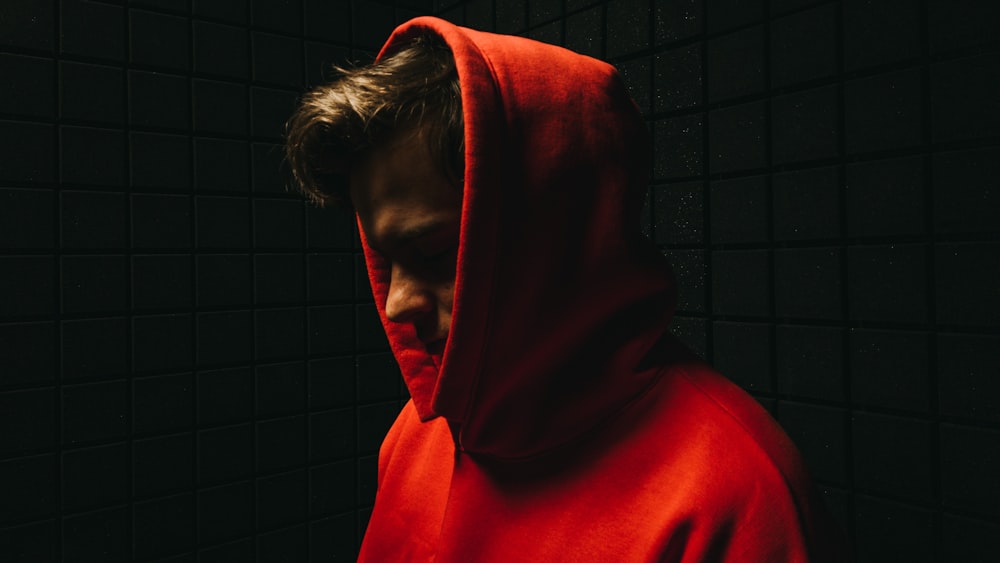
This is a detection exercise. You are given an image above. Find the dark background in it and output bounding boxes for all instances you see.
[0,0,997,561]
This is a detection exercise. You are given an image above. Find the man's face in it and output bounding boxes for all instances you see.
[349,129,462,356]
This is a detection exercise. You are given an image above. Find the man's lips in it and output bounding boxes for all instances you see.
[424,339,447,355]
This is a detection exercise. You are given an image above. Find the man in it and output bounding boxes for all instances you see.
[287,16,847,562]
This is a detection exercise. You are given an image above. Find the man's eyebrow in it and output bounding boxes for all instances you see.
[371,220,456,254]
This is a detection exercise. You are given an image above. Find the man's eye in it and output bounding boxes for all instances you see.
[421,247,454,262]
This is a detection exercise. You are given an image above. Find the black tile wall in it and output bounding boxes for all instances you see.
[61,443,130,511]
[130,9,192,72]
[196,138,250,192]
[198,481,254,544]
[0,454,58,525]
[252,142,289,194]
[357,353,403,402]
[255,307,306,360]
[845,68,923,155]
[131,132,192,191]
[256,362,307,416]
[709,101,767,174]
[663,249,707,313]
[935,243,1000,326]
[0,256,55,316]
[707,25,765,103]
[195,21,249,80]
[0,520,57,562]
[197,310,253,366]
[257,417,307,472]
[770,3,837,88]
[60,61,124,125]
[62,0,126,61]
[133,494,196,560]
[940,424,1000,517]
[850,329,931,413]
[62,126,127,187]
[0,0,54,52]
[937,333,1000,424]
[654,0,702,45]
[132,254,193,309]
[772,166,840,241]
[707,0,765,34]
[852,412,935,503]
[771,85,840,164]
[1,121,55,184]
[133,433,195,498]
[712,321,772,393]
[843,0,921,71]
[617,55,652,115]
[776,401,848,485]
[932,147,1000,235]
[854,495,935,563]
[848,244,928,323]
[309,357,356,409]
[712,250,770,317]
[773,247,842,320]
[198,367,254,425]
[129,70,191,130]
[927,0,1000,54]
[133,373,195,434]
[310,305,356,356]
[0,388,56,455]
[606,0,650,59]
[62,506,131,562]
[254,0,304,35]
[564,6,602,59]
[709,175,768,243]
[941,514,1000,563]
[931,52,1000,143]
[653,114,704,180]
[61,381,129,444]
[3,322,56,385]
[132,314,193,373]
[654,182,704,245]
[356,303,390,352]
[1,188,54,249]
[311,408,356,462]
[776,324,845,401]
[846,156,925,238]
[1,1,997,561]
[257,524,309,562]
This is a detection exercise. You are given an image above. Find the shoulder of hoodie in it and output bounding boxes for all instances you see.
[657,357,851,560]
[670,357,808,479]
[642,354,821,518]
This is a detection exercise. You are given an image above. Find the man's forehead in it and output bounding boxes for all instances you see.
[348,130,430,200]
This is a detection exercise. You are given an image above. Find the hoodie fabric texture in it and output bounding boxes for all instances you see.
[357,17,847,563]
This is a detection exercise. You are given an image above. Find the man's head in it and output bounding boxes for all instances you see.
[285,35,464,353]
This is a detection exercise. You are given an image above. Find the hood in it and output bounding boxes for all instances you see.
[363,17,676,459]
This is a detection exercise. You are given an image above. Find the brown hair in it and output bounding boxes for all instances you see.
[285,35,463,207]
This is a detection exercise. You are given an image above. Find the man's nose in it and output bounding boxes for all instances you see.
[384,264,434,324]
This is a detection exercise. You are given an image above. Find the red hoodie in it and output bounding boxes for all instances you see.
[357,16,848,563]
